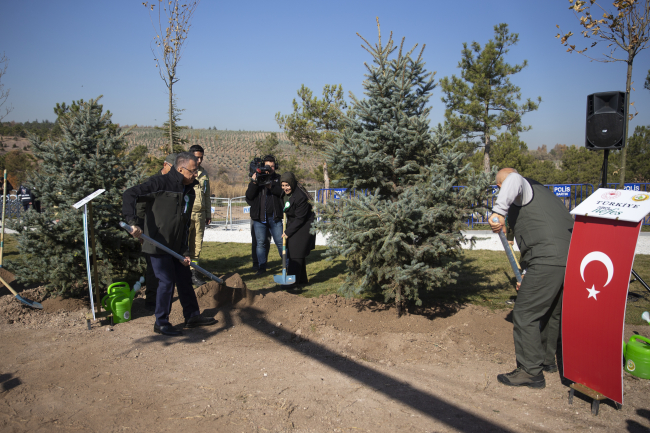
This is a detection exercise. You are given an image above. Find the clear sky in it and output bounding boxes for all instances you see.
[1,0,649,150]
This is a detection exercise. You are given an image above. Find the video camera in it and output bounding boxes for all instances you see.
[249,157,274,186]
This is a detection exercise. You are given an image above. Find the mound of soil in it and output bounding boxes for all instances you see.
[168,273,253,324]
[0,285,47,325]
[194,272,255,310]
[41,296,87,314]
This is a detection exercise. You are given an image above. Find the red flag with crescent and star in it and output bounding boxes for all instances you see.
[562,215,641,404]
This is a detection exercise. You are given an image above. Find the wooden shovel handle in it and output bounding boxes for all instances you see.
[0,273,19,297]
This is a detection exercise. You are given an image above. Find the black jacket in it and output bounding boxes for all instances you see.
[283,187,316,258]
[122,167,198,256]
[135,170,163,225]
[245,173,283,222]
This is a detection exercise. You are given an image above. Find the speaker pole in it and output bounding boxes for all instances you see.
[601,149,609,189]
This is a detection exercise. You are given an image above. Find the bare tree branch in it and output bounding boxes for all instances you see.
[0,52,14,123]
[557,0,650,186]
[143,1,200,153]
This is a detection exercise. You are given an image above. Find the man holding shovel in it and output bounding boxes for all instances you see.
[122,152,217,336]
[136,153,177,310]
[488,168,573,389]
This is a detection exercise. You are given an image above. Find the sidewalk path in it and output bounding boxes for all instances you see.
[204,226,650,255]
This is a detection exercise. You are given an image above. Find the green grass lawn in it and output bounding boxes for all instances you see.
[4,232,650,325]
[198,241,650,325]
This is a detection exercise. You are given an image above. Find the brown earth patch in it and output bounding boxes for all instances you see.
[1,281,649,432]
[41,296,87,314]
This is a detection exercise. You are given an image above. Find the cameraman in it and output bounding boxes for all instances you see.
[245,155,283,275]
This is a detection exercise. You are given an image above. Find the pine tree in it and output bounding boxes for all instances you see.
[313,21,492,315]
[8,96,145,296]
[155,97,188,153]
[440,23,541,174]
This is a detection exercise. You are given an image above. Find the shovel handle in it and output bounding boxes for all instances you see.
[0,273,18,296]
[492,218,522,283]
[120,222,223,284]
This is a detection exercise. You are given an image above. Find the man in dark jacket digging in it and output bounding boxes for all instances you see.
[136,153,177,310]
[122,152,217,336]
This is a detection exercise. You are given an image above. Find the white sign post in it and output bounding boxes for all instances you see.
[72,189,105,321]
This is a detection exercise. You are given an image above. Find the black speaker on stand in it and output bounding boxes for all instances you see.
[585,91,650,293]
[585,91,626,188]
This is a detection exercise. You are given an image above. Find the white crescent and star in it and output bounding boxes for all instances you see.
[579,251,614,301]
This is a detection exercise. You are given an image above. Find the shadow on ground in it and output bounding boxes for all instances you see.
[131,304,515,433]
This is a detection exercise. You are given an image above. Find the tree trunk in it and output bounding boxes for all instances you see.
[168,80,174,154]
[323,161,329,205]
[396,286,402,317]
[483,135,491,173]
[619,55,634,189]
[483,105,491,173]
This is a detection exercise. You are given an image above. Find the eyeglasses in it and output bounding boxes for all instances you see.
[179,167,198,175]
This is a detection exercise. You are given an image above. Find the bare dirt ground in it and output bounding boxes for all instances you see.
[1,275,650,433]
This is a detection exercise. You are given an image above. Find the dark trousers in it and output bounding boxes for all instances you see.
[513,264,564,376]
[250,219,269,269]
[287,257,308,284]
[143,253,159,306]
[149,254,200,327]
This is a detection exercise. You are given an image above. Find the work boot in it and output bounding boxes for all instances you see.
[191,269,204,286]
[497,367,545,388]
[185,315,218,328]
[542,364,558,373]
[154,324,183,336]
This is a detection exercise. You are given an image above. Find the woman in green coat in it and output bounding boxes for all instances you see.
[280,172,316,285]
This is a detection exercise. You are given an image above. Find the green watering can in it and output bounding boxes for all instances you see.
[101,277,145,324]
[623,334,650,380]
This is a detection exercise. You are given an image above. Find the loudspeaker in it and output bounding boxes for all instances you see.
[585,91,626,150]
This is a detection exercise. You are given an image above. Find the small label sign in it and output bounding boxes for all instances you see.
[553,185,571,197]
[330,188,348,200]
[243,206,251,214]
[624,183,642,192]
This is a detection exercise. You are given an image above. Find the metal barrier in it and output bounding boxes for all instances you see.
[316,184,600,228]
[452,185,499,228]
[316,188,367,203]
[464,184,595,228]
[229,196,249,229]
[220,183,650,228]
[543,183,594,210]
[208,190,317,230]
[7,199,22,218]
[209,197,231,229]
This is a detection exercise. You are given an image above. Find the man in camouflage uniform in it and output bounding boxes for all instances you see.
[188,145,211,286]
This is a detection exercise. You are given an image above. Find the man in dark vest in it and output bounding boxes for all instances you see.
[489,168,574,389]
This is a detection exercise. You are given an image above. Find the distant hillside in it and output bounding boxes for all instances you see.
[125,128,324,191]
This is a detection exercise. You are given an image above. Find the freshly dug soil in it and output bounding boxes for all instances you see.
[1,280,650,432]
[194,272,255,310]
[0,267,16,285]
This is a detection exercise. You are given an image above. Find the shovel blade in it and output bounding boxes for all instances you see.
[15,294,43,309]
[273,269,296,286]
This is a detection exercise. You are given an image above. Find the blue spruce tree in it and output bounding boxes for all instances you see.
[8,97,145,296]
[313,22,492,315]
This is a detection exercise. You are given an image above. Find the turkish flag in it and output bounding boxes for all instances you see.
[562,215,641,404]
